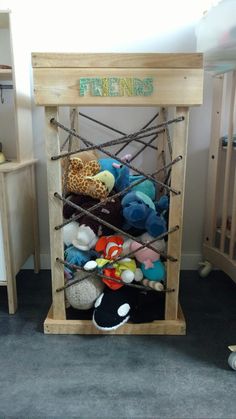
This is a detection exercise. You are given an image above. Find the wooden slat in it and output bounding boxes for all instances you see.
[0,173,17,314]
[204,75,224,246]
[220,71,236,252]
[0,69,12,81]
[30,164,40,273]
[33,68,203,106]
[5,167,35,276]
[229,163,236,258]
[45,107,66,320]
[0,159,37,173]
[32,52,203,69]
[44,305,186,335]
[203,244,236,284]
[165,107,189,320]
[156,107,168,189]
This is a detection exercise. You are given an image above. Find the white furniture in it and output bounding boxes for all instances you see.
[0,10,39,313]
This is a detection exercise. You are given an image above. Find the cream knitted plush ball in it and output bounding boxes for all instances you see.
[65,271,104,310]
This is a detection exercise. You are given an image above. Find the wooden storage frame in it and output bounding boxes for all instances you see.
[203,69,236,283]
[32,53,203,334]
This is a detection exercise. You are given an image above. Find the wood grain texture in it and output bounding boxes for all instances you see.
[220,71,236,252]
[0,173,17,313]
[44,305,186,335]
[45,107,66,320]
[0,161,39,314]
[32,52,203,69]
[203,75,224,247]
[33,68,203,106]
[165,108,189,320]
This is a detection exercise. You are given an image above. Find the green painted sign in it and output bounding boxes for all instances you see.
[79,77,154,97]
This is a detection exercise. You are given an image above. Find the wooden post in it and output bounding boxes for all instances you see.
[156,107,168,192]
[0,172,17,314]
[30,164,40,273]
[165,107,189,320]
[204,75,224,247]
[45,107,66,320]
[220,71,236,252]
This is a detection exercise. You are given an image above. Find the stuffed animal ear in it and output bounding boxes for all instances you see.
[95,236,108,252]
[112,162,122,169]
[70,157,83,170]
[122,153,132,162]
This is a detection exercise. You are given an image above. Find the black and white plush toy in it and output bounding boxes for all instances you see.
[92,285,166,330]
[92,287,135,331]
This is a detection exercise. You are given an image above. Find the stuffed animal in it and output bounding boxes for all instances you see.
[140,278,164,291]
[155,194,169,230]
[130,239,166,282]
[130,240,160,266]
[92,286,136,331]
[63,193,124,250]
[129,174,156,200]
[63,158,115,200]
[62,149,99,170]
[130,239,165,282]
[92,276,164,331]
[63,221,80,247]
[84,235,143,290]
[71,149,99,163]
[98,155,131,192]
[99,157,156,198]
[121,191,167,237]
[63,219,98,251]
[65,270,104,310]
[139,232,166,253]
[64,245,98,270]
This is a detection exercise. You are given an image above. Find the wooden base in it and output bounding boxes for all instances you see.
[44,304,186,335]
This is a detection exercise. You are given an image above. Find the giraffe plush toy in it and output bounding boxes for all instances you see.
[63,158,115,200]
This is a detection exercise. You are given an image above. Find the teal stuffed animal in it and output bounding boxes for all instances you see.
[129,175,156,200]
[99,156,155,199]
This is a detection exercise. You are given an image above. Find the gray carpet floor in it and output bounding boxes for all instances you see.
[0,269,236,419]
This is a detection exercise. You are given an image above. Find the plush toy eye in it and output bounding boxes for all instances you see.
[117,303,130,317]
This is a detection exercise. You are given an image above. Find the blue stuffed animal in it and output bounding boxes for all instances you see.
[98,157,130,192]
[99,157,156,198]
[141,259,165,281]
[64,245,98,277]
[121,191,166,237]
[129,175,156,200]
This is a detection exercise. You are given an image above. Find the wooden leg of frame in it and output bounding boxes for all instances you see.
[165,107,189,321]
[45,107,66,320]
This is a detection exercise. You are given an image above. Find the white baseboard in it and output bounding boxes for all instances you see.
[22,252,203,271]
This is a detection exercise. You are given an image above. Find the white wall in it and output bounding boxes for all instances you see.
[0,0,214,269]
[0,27,17,159]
